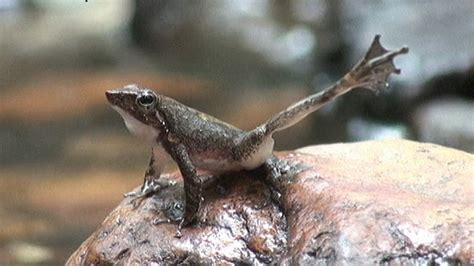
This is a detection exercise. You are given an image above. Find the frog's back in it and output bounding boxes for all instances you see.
[159,96,243,150]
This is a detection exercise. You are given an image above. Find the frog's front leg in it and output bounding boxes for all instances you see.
[169,143,202,238]
[124,147,175,199]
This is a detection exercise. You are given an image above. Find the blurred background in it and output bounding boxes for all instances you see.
[0,0,473,264]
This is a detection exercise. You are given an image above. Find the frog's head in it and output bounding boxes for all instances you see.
[106,84,164,142]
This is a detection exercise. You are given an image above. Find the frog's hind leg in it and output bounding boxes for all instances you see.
[236,37,407,163]
[239,35,407,208]
[259,35,408,137]
[235,35,408,170]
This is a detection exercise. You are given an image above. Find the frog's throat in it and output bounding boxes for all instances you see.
[112,105,160,143]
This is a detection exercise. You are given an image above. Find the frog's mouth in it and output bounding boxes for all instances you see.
[105,89,139,108]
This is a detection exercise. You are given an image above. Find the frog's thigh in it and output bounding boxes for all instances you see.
[240,137,275,170]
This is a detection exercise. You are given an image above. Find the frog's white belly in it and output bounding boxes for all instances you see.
[193,137,274,172]
[194,158,241,173]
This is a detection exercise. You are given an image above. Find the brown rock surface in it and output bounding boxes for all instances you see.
[67,140,473,265]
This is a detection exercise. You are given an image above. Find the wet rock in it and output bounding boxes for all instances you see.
[67,140,473,265]
[67,174,287,265]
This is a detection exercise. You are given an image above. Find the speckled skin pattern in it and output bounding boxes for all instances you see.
[105,35,408,235]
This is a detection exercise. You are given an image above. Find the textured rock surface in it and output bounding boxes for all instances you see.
[67,140,473,265]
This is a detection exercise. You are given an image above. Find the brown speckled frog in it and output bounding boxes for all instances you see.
[105,35,408,237]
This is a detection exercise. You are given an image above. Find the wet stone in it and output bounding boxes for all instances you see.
[67,140,473,265]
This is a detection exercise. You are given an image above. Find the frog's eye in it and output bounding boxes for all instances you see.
[136,91,156,111]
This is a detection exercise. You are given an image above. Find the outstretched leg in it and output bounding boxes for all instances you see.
[259,35,408,136]
[237,35,407,210]
[236,36,407,172]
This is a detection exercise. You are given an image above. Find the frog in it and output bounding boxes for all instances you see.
[105,35,408,236]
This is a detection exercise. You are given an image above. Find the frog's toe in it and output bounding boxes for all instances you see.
[123,190,140,198]
[174,219,185,238]
[175,229,183,238]
[152,217,171,225]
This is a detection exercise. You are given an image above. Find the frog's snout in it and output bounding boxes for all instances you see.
[105,90,119,105]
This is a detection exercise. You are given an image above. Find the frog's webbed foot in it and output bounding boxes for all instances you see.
[348,35,409,93]
[150,201,186,238]
[149,179,201,239]
[124,177,176,208]
[152,204,193,238]
[123,178,176,197]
